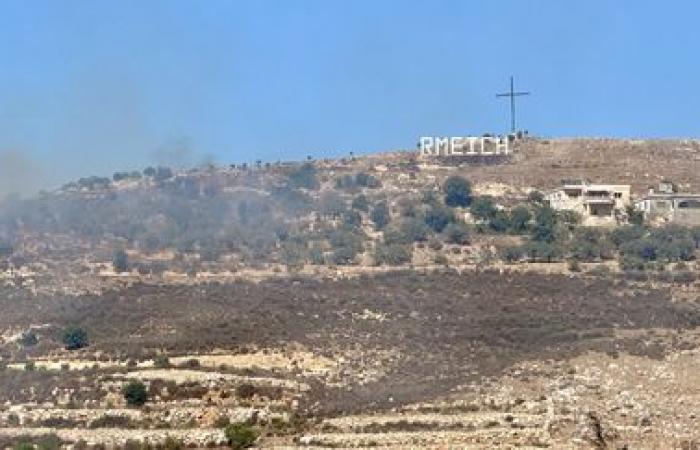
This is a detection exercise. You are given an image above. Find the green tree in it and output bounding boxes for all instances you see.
[287,163,318,190]
[424,205,454,232]
[470,197,497,221]
[509,206,532,233]
[443,176,472,207]
[626,204,645,226]
[370,202,391,230]
[224,422,257,449]
[374,243,413,265]
[112,249,129,273]
[62,326,89,350]
[400,218,430,242]
[351,194,369,212]
[532,205,558,243]
[488,210,511,233]
[123,381,148,407]
[444,222,470,245]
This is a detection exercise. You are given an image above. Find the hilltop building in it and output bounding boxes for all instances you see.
[635,182,700,225]
[545,180,631,226]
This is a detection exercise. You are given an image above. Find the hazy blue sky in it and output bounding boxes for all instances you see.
[1,1,699,192]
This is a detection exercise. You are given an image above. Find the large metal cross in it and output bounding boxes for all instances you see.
[496,76,530,134]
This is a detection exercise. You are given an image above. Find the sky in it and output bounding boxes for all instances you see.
[1,0,699,193]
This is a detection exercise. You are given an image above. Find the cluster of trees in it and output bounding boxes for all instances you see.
[335,172,382,190]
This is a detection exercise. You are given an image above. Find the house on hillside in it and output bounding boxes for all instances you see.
[545,180,631,226]
[635,182,700,226]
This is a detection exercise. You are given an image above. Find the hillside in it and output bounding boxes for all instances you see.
[2,138,700,448]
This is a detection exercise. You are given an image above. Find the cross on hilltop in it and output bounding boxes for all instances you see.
[496,76,530,134]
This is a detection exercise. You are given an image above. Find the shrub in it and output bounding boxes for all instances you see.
[444,222,470,245]
[112,249,129,273]
[470,197,497,221]
[527,190,545,204]
[610,225,645,247]
[24,361,36,371]
[509,206,532,233]
[626,204,645,226]
[123,381,148,407]
[501,246,523,263]
[287,163,318,190]
[355,172,381,188]
[236,383,256,399]
[351,194,369,212]
[370,202,391,230]
[532,205,558,243]
[443,176,472,207]
[19,331,38,347]
[400,218,430,242]
[153,355,170,368]
[424,206,454,232]
[374,243,413,265]
[318,192,346,218]
[488,210,511,233]
[569,227,612,261]
[342,209,362,229]
[330,246,357,265]
[522,241,562,263]
[62,326,89,350]
[224,422,257,449]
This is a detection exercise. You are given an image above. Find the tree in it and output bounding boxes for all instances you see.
[424,205,454,232]
[443,176,472,207]
[400,218,430,242]
[143,166,156,177]
[224,422,257,449]
[626,204,645,226]
[509,206,532,233]
[355,172,381,188]
[470,197,497,221]
[532,205,558,242]
[19,331,38,347]
[444,222,470,245]
[351,194,369,212]
[318,191,345,218]
[488,210,511,233]
[288,163,318,190]
[112,249,129,273]
[527,190,545,204]
[123,381,148,407]
[370,202,391,230]
[374,243,413,265]
[62,326,89,350]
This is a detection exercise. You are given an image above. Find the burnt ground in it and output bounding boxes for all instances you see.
[2,270,700,416]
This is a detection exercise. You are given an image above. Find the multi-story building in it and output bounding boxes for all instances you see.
[546,180,631,226]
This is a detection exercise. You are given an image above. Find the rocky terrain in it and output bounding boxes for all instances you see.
[2,138,700,448]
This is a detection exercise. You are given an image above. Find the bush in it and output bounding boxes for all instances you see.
[153,355,170,368]
[287,163,318,190]
[424,206,454,232]
[19,331,38,347]
[443,176,472,207]
[470,197,497,221]
[342,209,362,228]
[488,210,511,233]
[330,246,357,265]
[123,381,148,407]
[444,222,470,245]
[626,204,645,226]
[351,194,369,212]
[610,225,645,247]
[569,227,612,262]
[355,172,381,188]
[527,190,545,204]
[112,249,129,273]
[532,205,558,243]
[370,201,391,230]
[522,241,562,263]
[224,422,257,449]
[501,246,523,263]
[400,218,430,242]
[62,326,89,350]
[509,206,532,233]
[374,243,413,265]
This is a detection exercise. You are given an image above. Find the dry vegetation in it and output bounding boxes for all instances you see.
[2,138,700,448]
